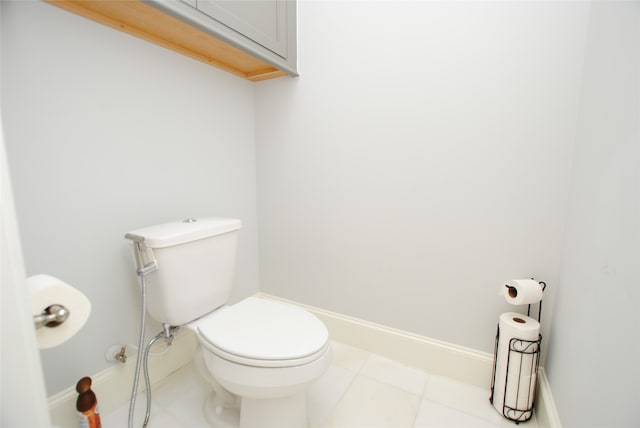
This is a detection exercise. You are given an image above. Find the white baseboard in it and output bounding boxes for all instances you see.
[48,294,561,428]
[535,367,562,428]
[258,293,494,387]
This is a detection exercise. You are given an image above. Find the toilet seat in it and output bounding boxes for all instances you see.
[194,297,329,368]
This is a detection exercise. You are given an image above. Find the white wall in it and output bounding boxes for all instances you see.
[546,2,640,427]
[1,1,260,395]
[255,1,590,354]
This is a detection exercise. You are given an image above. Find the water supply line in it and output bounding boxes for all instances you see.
[135,324,179,427]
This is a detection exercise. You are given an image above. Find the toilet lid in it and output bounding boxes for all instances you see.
[196,297,329,364]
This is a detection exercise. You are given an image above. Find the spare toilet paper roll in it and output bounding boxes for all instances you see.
[492,312,540,419]
[28,274,91,349]
[502,279,543,305]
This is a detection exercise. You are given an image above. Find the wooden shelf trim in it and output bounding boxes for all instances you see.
[46,1,287,82]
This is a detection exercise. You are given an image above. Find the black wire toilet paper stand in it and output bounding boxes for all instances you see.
[489,281,546,424]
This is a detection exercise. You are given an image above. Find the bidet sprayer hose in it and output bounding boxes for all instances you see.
[128,270,148,428]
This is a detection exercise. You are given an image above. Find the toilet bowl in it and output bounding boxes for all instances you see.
[125,218,331,428]
[187,297,332,428]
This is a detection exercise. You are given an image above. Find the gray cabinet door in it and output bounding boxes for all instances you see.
[195,0,287,58]
[150,0,297,76]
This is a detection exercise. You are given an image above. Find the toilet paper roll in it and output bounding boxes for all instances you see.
[492,312,540,420]
[28,275,91,349]
[502,279,543,305]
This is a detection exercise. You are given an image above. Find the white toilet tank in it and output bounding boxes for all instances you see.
[126,218,241,326]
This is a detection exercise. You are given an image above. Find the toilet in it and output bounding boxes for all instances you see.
[125,218,331,428]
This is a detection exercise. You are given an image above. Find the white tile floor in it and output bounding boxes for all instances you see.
[102,341,538,428]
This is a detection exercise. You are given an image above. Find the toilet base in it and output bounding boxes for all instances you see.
[203,390,308,428]
[240,392,307,428]
[203,391,240,428]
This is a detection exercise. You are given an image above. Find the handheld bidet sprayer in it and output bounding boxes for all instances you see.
[125,233,158,277]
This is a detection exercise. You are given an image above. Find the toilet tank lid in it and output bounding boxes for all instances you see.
[126,217,241,248]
